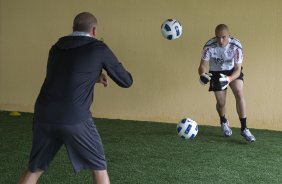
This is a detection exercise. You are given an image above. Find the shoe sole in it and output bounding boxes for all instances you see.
[241,134,255,142]
[223,129,232,137]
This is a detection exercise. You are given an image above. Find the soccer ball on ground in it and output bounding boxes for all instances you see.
[176,118,198,139]
[161,19,183,40]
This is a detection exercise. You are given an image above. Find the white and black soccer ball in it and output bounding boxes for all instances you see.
[161,19,183,40]
[176,118,198,139]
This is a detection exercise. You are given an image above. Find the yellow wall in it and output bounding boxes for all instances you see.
[1,0,282,130]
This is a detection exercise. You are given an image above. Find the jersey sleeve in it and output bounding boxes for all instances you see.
[201,47,211,62]
[102,45,133,88]
[234,47,243,64]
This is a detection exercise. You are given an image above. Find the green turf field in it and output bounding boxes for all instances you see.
[0,111,281,184]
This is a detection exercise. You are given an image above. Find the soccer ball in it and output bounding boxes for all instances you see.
[176,118,198,139]
[161,19,183,40]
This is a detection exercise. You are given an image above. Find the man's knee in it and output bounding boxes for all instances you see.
[92,170,110,184]
[216,100,226,108]
[216,96,226,108]
[214,91,227,108]
[18,170,44,184]
[233,90,244,100]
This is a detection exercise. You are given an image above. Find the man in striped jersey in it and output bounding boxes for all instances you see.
[198,24,255,142]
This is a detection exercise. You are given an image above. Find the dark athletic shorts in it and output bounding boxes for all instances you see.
[28,118,107,173]
[209,68,244,91]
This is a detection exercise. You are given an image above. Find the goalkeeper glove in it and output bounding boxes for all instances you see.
[219,73,231,90]
[199,73,212,85]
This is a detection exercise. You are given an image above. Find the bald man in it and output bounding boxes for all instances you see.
[198,24,255,142]
[18,12,133,184]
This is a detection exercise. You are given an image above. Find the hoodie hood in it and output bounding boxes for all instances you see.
[55,36,97,49]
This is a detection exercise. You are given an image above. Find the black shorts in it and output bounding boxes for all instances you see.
[28,118,107,173]
[209,68,244,91]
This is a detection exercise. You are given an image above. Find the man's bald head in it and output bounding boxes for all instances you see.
[73,12,97,33]
[215,24,229,34]
[215,24,230,47]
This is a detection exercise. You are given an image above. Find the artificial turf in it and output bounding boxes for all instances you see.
[0,111,281,184]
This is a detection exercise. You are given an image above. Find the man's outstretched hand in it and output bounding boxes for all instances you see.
[200,73,212,85]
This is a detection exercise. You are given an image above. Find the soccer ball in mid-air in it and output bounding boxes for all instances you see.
[161,19,183,40]
[176,118,198,139]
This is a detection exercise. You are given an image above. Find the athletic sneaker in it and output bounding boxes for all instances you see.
[221,121,232,137]
[241,128,256,142]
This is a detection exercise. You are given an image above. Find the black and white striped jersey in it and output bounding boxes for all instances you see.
[201,37,243,71]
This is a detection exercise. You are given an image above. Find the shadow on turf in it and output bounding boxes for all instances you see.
[198,125,252,145]
[228,139,252,145]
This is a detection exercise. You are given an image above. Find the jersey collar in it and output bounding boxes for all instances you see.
[69,31,92,37]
